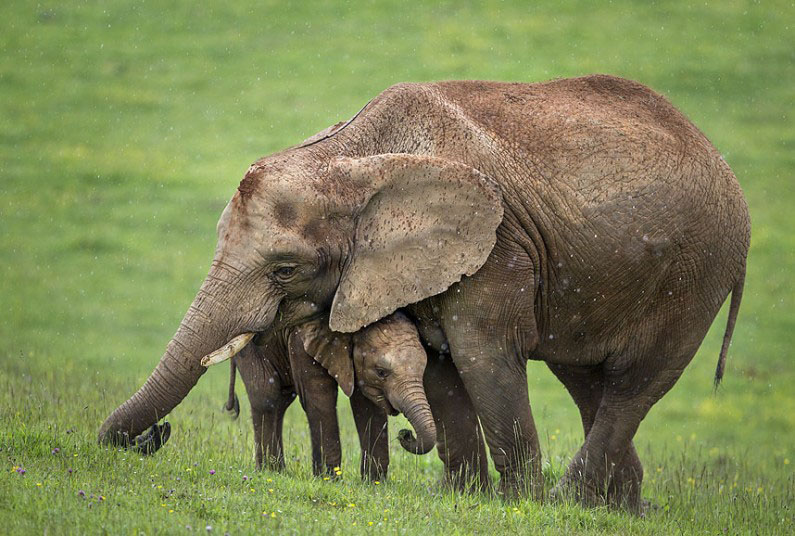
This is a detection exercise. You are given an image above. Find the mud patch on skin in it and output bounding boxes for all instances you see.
[273,201,298,228]
[238,166,261,198]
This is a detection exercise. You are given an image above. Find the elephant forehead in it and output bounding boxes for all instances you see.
[238,153,324,202]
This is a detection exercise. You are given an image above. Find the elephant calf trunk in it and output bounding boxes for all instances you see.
[392,384,436,455]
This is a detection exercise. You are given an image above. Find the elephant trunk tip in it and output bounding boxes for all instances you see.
[397,428,435,455]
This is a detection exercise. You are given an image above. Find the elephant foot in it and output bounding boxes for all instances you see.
[360,464,388,483]
[550,475,604,509]
[495,470,543,502]
[441,466,492,495]
[551,473,646,514]
[607,480,644,515]
[259,455,286,473]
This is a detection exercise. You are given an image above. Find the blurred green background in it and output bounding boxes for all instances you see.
[1,1,793,533]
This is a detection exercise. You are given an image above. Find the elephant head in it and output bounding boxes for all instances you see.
[98,141,502,450]
[297,312,435,455]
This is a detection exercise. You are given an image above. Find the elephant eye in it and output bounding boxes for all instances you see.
[273,265,297,280]
[374,367,389,379]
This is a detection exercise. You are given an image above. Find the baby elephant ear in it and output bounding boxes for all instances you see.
[329,153,503,333]
[296,318,355,397]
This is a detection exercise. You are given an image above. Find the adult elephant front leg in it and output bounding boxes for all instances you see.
[432,245,543,500]
[424,351,490,492]
[287,331,342,477]
[349,389,389,481]
[235,343,295,471]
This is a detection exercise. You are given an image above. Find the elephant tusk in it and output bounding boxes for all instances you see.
[200,332,256,367]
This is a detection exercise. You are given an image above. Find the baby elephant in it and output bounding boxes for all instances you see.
[219,311,434,480]
[299,311,436,455]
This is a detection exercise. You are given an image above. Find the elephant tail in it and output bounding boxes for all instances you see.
[223,358,240,419]
[714,269,746,390]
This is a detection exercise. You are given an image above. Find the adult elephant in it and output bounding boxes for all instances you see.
[98,75,749,509]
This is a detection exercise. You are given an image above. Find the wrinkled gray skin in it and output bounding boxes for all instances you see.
[99,75,749,510]
[220,325,390,481]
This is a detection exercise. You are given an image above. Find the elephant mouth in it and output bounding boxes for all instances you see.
[383,399,399,417]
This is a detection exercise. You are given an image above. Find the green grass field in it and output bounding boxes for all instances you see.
[1,1,793,533]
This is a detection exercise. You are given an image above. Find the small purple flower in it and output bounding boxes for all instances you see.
[16,467,26,475]
[67,468,73,474]
[78,490,86,498]
[242,475,248,482]
[209,469,216,475]
[52,447,60,454]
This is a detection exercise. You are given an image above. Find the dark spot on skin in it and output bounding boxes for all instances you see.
[274,202,297,227]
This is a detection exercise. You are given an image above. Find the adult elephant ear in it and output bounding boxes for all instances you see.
[329,153,503,333]
[295,318,355,396]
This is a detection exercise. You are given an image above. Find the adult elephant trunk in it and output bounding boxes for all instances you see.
[98,269,246,448]
[392,381,436,455]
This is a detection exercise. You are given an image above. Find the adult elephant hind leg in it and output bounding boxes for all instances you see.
[424,352,491,493]
[450,339,542,500]
[555,361,684,514]
[547,363,644,510]
[436,234,542,499]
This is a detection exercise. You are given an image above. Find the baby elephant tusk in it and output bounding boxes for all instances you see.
[200,332,256,367]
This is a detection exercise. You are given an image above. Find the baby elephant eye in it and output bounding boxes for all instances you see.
[273,266,297,280]
[374,367,389,379]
